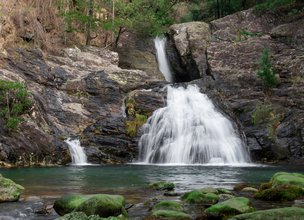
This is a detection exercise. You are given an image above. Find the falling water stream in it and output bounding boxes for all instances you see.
[65,138,90,165]
[154,36,173,82]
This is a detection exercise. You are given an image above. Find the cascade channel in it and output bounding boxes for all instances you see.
[65,138,90,165]
[139,36,250,165]
[154,36,173,82]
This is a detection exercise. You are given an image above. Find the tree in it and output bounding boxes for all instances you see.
[257,48,278,89]
[0,80,32,131]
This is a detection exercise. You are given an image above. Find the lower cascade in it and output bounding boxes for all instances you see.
[138,85,250,165]
[65,138,90,165]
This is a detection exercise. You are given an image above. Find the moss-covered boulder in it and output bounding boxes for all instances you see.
[230,207,304,220]
[254,172,304,201]
[270,172,304,188]
[54,195,93,216]
[153,201,183,212]
[75,194,127,218]
[149,181,175,191]
[55,212,88,220]
[181,190,219,205]
[152,210,192,220]
[205,197,254,218]
[55,212,127,220]
[0,174,24,202]
[200,187,219,194]
[254,185,304,201]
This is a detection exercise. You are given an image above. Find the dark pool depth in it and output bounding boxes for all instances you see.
[1,164,304,197]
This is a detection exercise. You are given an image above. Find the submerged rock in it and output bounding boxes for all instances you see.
[205,197,254,218]
[149,182,175,191]
[0,174,24,202]
[230,207,304,220]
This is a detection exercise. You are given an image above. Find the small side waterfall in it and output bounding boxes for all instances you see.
[154,36,173,82]
[138,85,250,165]
[65,138,90,165]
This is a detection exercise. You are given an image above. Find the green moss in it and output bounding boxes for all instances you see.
[125,113,148,137]
[75,194,127,218]
[259,182,272,190]
[149,181,175,191]
[0,174,24,202]
[217,188,232,195]
[254,185,304,201]
[230,207,304,220]
[54,195,93,216]
[181,190,219,205]
[271,172,304,188]
[125,97,135,116]
[55,212,88,220]
[205,197,254,218]
[153,201,183,212]
[152,210,192,220]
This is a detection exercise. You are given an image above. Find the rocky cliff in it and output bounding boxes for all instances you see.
[166,8,304,163]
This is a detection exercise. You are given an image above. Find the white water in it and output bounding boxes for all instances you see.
[138,85,250,165]
[65,138,90,165]
[154,36,173,82]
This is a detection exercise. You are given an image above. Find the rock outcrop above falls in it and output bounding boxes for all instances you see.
[167,8,304,163]
[0,46,164,166]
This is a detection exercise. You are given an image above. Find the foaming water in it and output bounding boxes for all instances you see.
[154,36,173,82]
[138,85,250,164]
[65,138,90,166]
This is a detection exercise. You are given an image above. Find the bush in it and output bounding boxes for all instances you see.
[0,80,32,131]
[255,0,295,11]
[257,48,278,88]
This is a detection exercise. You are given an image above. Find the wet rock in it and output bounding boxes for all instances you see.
[149,182,175,191]
[230,207,304,220]
[0,174,24,202]
[151,210,192,220]
[54,195,93,216]
[153,201,183,212]
[241,187,258,193]
[181,190,219,205]
[75,194,127,218]
[271,172,304,188]
[205,197,254,218]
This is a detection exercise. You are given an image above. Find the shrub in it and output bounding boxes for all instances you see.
[0,80,32,131]
[257,48,278,88]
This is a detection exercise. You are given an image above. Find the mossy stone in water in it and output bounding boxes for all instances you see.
[0,174,24,202]
[54,195,93,216]
[200,187,219,194]
[55,212,88,220]
[75,194,127,218]
[271,172,304,188]
[182,190,219,205]
[152,210,192,220]
[149,181,175,191]
[153,200,183,212]
[205,197,254,218]
[229,207,304,220]
[254,185,304,201]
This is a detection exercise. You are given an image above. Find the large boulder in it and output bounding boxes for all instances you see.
[205,197,254,218]
[230,207,304,220]
[270,172,304,188]
[181,190,219,205]
[75,194,127,218]
[167,22,211,82]
[54,195,94,216]
[0,174,24,202]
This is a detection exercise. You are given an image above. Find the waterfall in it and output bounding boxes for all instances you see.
[154,36,173,82]
[65,138,90,165]
[138,85,250,165]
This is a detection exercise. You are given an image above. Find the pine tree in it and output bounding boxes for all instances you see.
[257,48,278,88]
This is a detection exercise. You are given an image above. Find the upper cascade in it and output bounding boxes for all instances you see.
[138,85,250,165]
[154,36,173,82]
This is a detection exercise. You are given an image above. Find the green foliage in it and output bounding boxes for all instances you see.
[257,48,278,88]
[255,0,295,11]
[0,80,32,131]
[125,113,148,137]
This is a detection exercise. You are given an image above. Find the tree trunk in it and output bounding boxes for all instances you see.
[85,0,94,46]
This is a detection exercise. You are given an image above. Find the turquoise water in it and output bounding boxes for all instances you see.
[1,164,304,196]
